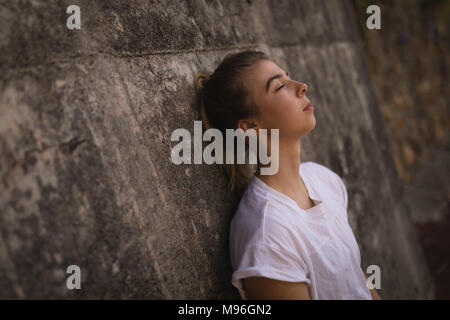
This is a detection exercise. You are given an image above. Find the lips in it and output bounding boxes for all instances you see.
[303,102,313,111]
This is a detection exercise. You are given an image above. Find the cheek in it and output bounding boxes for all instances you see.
[278,100,302,119]
[268,107,301,129]
[259,97,301,127]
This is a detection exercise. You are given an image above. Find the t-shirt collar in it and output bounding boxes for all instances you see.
[251,165,324,214]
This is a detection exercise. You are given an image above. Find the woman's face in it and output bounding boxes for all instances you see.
[245,59,316,139]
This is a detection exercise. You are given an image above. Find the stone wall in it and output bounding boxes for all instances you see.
[352,0,450,184]
[0,0,434,299]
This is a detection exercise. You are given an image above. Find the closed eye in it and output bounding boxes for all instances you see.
[276,72,290,91]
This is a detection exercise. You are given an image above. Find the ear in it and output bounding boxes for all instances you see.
[236,119,259,132]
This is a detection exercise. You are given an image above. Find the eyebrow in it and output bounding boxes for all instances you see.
[265,71,289,93]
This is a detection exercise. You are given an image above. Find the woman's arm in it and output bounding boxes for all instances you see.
[364,273,382,300]
[243,277,311,300]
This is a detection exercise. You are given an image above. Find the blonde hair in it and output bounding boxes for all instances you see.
[194,51,269,195]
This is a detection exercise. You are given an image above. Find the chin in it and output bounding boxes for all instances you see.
[309,116,317,129]
[303,117,317,136]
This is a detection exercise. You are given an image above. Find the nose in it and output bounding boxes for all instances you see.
[295,82,308,97]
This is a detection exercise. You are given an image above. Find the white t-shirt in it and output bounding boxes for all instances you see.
[229,161,372,300]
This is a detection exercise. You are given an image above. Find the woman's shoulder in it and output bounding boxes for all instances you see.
[301,161,338,177]
[301,161,344,185]
[234,187,299,225]
[233,177,295,222]
[230,192,269,251]
[231,200,304,258]
[301,161,348,209]
[231,182,268,227]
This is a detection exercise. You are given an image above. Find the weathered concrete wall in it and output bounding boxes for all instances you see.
[0,0,434,299]
[351,0,450,184]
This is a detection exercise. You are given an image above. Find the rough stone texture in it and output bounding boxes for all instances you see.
[405,135,450,298]
[0,0,434,299]
[403,134,450,224]
[351,0,450,184]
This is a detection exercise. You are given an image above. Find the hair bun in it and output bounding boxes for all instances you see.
[194,73,210,96]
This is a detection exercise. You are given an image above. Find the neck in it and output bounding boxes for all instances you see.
[256,137,304,195]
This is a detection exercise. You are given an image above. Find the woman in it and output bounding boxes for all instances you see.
[194,50,381,300]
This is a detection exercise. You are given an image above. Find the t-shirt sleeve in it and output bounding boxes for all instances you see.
[231,243,310,289]
[230,202,311,299]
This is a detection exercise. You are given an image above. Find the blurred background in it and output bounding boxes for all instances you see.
[352,0,449,298]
